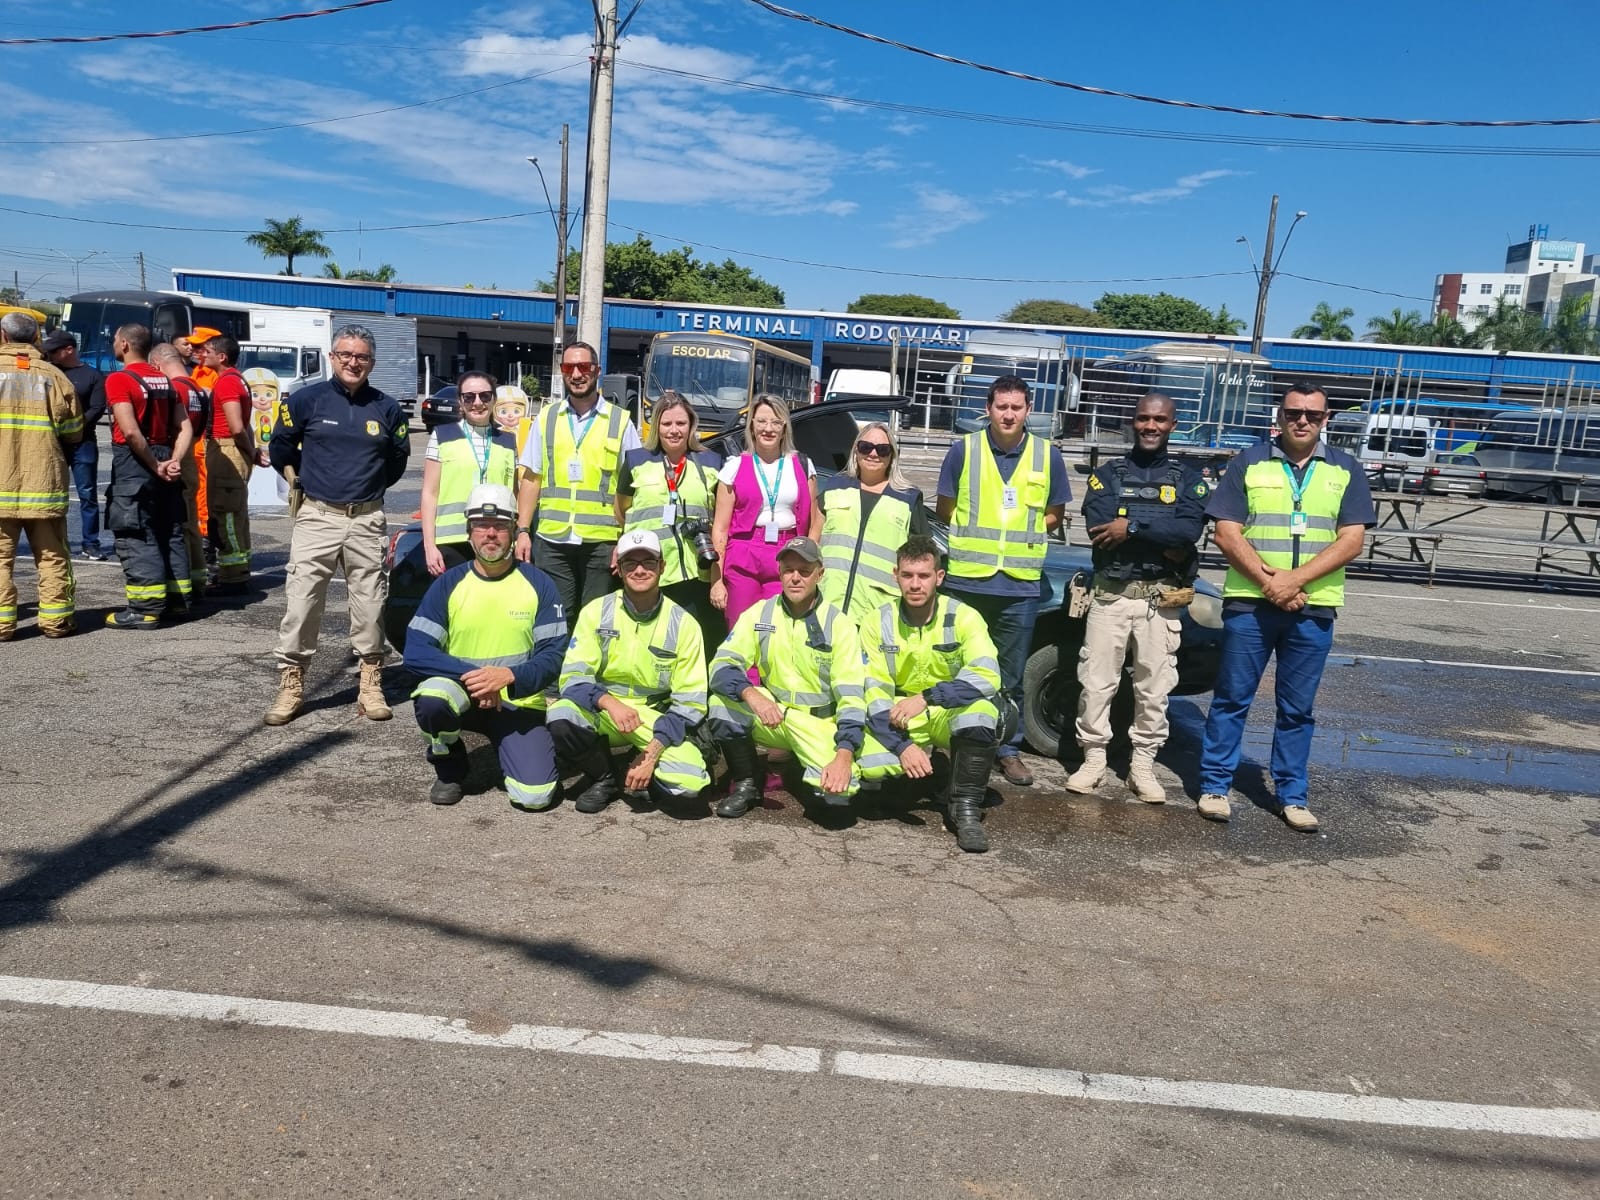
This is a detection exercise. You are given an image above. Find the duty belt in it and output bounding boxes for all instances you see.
[305,497,383,517]
[1092,577,1178,600]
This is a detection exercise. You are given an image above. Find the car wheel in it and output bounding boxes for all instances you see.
[1021,640,1136,761]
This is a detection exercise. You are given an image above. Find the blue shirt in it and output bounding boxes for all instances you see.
[269,377,410,505]
[936,430,1072,598]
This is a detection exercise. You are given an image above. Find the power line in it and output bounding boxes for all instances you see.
[1277,273,1434,304]
[743,0,1600,129]
[0,0,394,46]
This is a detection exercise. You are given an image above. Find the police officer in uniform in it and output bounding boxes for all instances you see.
[1066,392,1209,802]
[403,484,568,809]
[548,528,712,813]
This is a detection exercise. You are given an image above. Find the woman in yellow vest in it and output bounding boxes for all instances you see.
[817,420,929,628]
[420,371,519,575]
[615,391,724,655]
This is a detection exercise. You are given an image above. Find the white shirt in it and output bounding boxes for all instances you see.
[718,451,815,530]
[517,396,643,545]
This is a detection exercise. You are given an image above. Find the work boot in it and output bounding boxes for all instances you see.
[357,655,392,721]
[996,755,1033,787]
[264,665,304,726]
[40,622,75,639]
[946,737,993,853]
[105,609,159,631]
[715,734,762,818]
[1065,746,1108,794]
[429,779,464,806]
[572,744,620,814]
[1126,749,1167,804]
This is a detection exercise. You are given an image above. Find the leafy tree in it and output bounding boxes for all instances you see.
[846,293,960,319]
[323,262,398,282]
[1212,303,1246,336]
[245,216,331,277]
[1472,297,1551,352]
[1366,308,1431,345]
[541,235,784,307]
[0,286,22,306]
[520,373,544,403]
[1091,291,1239,335]
[1000,299,1103,326]
[1549,293,1598,357]
[1423,310,1474,349]
[1293,301,1356,341]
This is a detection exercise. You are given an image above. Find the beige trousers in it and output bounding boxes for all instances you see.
[205,439,253,582]
[0,517,74,633]
[1074,591,1182,752]
[275,500,388,668]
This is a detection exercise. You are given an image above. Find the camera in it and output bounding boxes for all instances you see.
[676,518,719,569]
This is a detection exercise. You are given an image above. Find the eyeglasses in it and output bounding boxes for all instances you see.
[1280,408,1328,425]
[855,441,892,458]
[560,361,597,376]
[618,557,658,573]
[331,351,374,365]
[459,391,493,402]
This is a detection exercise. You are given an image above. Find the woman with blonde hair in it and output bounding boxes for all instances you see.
[817,419,929,626]
[709,393,816,626]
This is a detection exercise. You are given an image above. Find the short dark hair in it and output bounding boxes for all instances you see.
[1281,380,1327,407]
[116,323,152,355]
[896,534,943,568]
[562,340,599,365]
[205,334,239,365]
[987,374,1031,406]
[1135,390,1176,415]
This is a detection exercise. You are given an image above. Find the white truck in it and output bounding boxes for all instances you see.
[236,304,419,412]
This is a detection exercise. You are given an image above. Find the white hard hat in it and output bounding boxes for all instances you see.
[615,528,662,558]
[465,483,517,522]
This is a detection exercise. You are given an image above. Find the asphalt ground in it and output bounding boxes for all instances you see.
[2,433,1597,1197]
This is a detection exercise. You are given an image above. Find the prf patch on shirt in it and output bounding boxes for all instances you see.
[1087,473,1104,490]
[1159,484,1176,504]
[365,419,380,437]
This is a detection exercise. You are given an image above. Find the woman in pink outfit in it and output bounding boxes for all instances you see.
[709,394,817,627]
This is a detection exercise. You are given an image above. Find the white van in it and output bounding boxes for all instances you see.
[823,367,900,402]
[1326,411,1437,467]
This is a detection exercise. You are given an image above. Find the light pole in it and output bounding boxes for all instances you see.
[1237,196,1306,355]
[63,249,103,294]
[529,125,573,401]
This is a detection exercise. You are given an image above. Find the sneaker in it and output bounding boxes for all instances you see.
[429,779,464,806]
[1282,805,1320,832]
[76,548,107,562]
[105,609,160,631]
[1197,792,1232,822]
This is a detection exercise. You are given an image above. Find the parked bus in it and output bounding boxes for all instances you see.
[1474,405,1600,501]
[1079,341,1275,449]
[642,330,812,435]
[60,289,253,373]
[1364,396,1535,452]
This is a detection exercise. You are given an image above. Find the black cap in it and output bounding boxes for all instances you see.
[40,331,74,353]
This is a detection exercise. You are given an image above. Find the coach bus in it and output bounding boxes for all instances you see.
[1474,405,1600,502]
[642,330,813,435]
[60,289,253,374]
[1079,341,1276,449]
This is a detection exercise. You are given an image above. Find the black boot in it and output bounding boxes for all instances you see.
[947,737,994,853]
[715,734,762,818]
[572,742,619,814]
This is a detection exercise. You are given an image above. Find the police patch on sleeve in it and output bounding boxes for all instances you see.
[1087,473,1104,490]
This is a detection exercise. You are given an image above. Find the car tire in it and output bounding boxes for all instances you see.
[1021,640,1137,761]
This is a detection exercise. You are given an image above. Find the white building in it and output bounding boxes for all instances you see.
[1433,223,1595,332]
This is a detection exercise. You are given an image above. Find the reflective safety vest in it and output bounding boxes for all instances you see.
[536,398,629,542]
[818,483,916,627]
[1226,449,1357,608]
[867,595,1001,701]
[434,422,517,544]
[439,566,565,709]
[946,432,1050,582]
[559,592,708,719]
[712,594,867,723]
[622,451,719,586]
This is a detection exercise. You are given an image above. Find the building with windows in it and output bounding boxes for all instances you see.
[1433,223,1596,333]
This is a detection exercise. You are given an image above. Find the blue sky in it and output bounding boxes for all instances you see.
[5,0,1600,334]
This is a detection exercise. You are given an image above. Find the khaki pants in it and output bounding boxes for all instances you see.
[0,516,74,633]
[275,500,387,668]
[205,439,252,582]
[1074,591,1181,752]
[180,449,207,592]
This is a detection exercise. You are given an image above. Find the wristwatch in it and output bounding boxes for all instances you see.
[1126,520,1141,535]
[516,525,531,534]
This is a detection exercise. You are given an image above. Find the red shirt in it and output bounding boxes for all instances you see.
[105,363,182,448]
[211,368,250,440]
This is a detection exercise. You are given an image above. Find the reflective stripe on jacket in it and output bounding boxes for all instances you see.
[945,432,1049,582]
[622,451,720,585]
[435,423,517,544]
[536,399,627,542]
[817,483,915,626]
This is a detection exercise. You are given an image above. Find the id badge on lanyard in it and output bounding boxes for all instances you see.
[566,458,585,484]
[1001,486,1019,511]
[1290,510,1309,535]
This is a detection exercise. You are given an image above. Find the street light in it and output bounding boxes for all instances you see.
[1237,197,1307,355]
[528,127,573,402]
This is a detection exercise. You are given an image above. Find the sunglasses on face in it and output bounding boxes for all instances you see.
[1280,408,1328,425]
[619,557,658,573]
[855,441,891,457]
[459,390,493,402]
[560,361,597,376]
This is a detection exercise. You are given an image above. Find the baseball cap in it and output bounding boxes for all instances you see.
[465,483,517,521]
[615,528,662,559]
[776,536,822,564]
[40,330,75,353]
[184,326,223,345]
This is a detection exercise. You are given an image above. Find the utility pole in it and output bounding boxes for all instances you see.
[576,0,617,354]
[553,123,570,401]
[137,251,146,289]
[1248,194,1279,357]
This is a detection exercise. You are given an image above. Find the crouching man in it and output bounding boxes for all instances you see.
[547,529,712,812]
[707,536,867,817]
[860,536,1004,852]
[402,484,568,809]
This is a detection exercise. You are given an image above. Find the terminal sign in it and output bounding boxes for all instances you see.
[677,312,806,338]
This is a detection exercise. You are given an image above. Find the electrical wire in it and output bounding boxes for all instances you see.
[0,1,394,46]
[1277,273,1435,304]
[742,0,1600,128]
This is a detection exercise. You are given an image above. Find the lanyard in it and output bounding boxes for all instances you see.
[566,402,598,451]
[752,454,784,516]
[664,454,688,498]
[465,424,492,483]
[1281,459,1316,510]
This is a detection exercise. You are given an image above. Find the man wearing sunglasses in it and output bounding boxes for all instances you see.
[514,341,641,631]
[1197,381,1374,831]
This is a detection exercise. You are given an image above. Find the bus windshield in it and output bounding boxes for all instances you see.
[645,339,753,410]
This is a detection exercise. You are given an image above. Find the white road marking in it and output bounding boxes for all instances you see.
[2,974,1595,1141]
[1333,653,1600,678]
[1345,590,1600,615]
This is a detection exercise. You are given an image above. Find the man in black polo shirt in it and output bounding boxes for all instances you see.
[265,325,410,725]
[41,330,108,560]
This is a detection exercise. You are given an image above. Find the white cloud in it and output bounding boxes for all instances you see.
[888,186,983,249]
[1032,157,1100,181]
[1055,168,1246,208]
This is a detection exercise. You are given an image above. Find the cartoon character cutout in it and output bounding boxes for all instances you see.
[243,367,282,446]
[494,384,534,455]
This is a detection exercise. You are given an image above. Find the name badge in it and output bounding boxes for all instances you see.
[1290,511,1309,535]
[663,500,677,525]
[764,522,779,543]
[1002,486,1019,511]
[566,458,585,483]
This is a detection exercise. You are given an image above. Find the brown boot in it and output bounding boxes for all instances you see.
[357,655,392,721]
[264,665,304,726]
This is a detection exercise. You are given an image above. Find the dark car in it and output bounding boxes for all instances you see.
[1373,452,1487,499]
[420,385,460,431]
[383,396,1223,757]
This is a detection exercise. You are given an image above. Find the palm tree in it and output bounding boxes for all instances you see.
[1365,308,1430,345]
[245,217,331,276]
[323,262,398,282]
[1424,311,1474,349]
[1292,301,1356,341]
[1473,297,1552,353]
[1548,293,1598,357]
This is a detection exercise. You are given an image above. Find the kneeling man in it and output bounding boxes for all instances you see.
[403,484,567,809]
[548,529,712,812]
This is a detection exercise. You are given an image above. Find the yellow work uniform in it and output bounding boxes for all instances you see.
[945,430,1050,583]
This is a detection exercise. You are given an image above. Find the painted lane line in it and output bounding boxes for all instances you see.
[1333,653,1600,678]
[1345,590,1600,615]
[833,1052,1600,1141]
[2,975,1596,1141]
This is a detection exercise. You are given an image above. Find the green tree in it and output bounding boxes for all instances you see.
[1212,303,1246,336]
[0,286,22,306]
[541,235,784,307]
[1091,291,1239,335]
[323,262,398,282]
[1293,301,1356,341]
[1000,298,1104,326]
[1473,297,1551,352]
[846,293,960,319]
[244,216,331,277]
[1423,310,1474,348]
[1549,293,1598,356]
[1365,308,1431,345]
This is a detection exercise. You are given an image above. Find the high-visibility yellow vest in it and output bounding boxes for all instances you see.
[536,398,628,542]
[868,595,1001,699]
[559,592,707,716]
[438,567,565,709]
[711,595,867,723]
[1225,451,1357,608]
[435,423,517,544]
[946,432,1050,582]
[818,483,915,626]
[622,451,720,586]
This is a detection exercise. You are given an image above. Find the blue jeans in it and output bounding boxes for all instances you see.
[944,585,1041,760]
[71,437,100,551]
[1199,603,1334,808]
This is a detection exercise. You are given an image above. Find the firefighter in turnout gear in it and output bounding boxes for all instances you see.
[860,536,1003,852]
[548,528,712,812]
[402,484,568,809]
[708,536,868,817]
[1068,392,1209,803]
